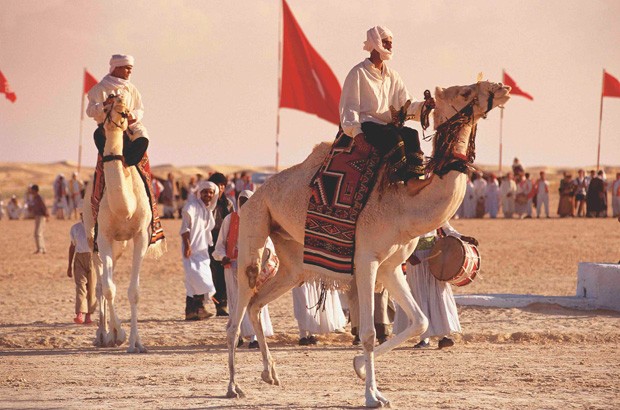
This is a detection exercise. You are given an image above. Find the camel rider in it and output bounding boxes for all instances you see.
[340,26,435,186]
[86,54,148,166]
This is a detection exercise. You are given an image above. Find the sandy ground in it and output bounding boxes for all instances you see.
[1,215,619,409]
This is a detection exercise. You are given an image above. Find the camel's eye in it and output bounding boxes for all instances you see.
[461,89,472,99]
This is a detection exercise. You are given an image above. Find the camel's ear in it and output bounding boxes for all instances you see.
[435,86,444,98]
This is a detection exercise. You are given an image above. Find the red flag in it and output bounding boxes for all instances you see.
[279,0,341,125]
[503,70,533,101]
[0,70,17,103]
[84,70,98,94]
[602,70,620,98]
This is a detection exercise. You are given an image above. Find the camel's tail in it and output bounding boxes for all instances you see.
[146,237,167,259]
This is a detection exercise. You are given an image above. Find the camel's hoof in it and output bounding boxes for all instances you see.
[365,398,384,408]
[93,331,105,347]
[116,328,127,345]
[127,346,140,354]
[226,384,245,399]
[376,391,391,408]
[261,370,274,385]
[353,355,366,380]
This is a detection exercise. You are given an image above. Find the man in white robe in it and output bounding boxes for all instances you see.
[534,171,550,218]
[500,172,517,218]
[485,174,500,218]
[472,172,487,218]
[393,223,478,348]
[6,195,21,220]
[292,283,347,346]
[611,172,620,218]
[340,26,434,185]
[212,190,274,348]
[180,181,218,320]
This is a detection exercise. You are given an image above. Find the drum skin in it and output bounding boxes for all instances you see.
[428,236,480,286]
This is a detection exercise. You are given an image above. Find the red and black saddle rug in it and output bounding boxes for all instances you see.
[303,131,382,275]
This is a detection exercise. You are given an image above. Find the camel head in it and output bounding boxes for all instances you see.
[103,94,130,133]
[433,81,511,128]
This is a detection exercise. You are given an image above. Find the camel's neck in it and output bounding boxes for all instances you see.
[103,126,137,219]
[402,171,467,237]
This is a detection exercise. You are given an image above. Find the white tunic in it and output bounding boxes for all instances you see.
[70,222,91,254]
[393,223,462,339]
[180,198,216,297]
[293,283,347,335]
[500,179,517,216]
[339,58,424,138]
[212,213,274,338]
[86,74,148,138]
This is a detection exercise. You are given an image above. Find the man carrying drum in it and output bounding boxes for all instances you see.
[393,222,479,349]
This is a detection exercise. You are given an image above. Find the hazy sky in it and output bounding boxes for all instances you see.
[1,0,619,170]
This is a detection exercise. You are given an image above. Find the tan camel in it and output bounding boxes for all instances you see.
[226,80,511,407]
[82,95,161,353]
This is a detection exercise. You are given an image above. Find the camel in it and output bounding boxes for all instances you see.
[226,80,511,407]
[82,95,162,353]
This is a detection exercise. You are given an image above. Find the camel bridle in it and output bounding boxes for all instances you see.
[102,97,130,164]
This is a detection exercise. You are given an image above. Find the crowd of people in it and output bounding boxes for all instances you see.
[454,158,620,219]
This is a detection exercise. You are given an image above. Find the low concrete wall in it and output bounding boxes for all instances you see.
[455,262,620,312]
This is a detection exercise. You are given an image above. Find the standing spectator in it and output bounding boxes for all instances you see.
[612,172,620,218]
[67,214,96,324]
[573,169,588,217]
[160,173,177,219]
[6,195,22,220]
[233,172,243,200]
[31,184,49,254]
[52,174,69,219]
[180,181,218,320]
[461,174,476,218]
[151,175,164,203]
[68,172,84,220]
[472,172,487,218]
[23,185,35,219]
[208,172,235,316]
[500,172,517,218]
[515,174,530,219]
[347,284,394,346]
[534,171,550,218]
[177,178,189,219]
[0,198,4,220]
[557,172,576,217]
[393,223,479,349]
[240,172,255,192]
[484,174,500,218]
[512,157,525,177]
[212,190,274,348]
[293,282,347,346]
[187,176,198,197]
[586,170,607,217]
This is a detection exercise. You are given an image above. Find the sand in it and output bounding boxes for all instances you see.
[1,209,619,408]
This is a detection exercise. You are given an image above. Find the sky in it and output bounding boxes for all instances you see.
[1,0,619,171]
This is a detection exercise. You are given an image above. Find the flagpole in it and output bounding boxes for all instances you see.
[78,68,86,175]
[596,68,605,171]
[275,1,283,173]
[499,108,504,178]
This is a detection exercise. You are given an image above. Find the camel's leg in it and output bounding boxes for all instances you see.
[373,264,428,358]
[353,259,388,408]
[93,251,107,347]
[247,241,301,386]
[226,263,254,399]
[98,238,126,347]
[127,231,149,353]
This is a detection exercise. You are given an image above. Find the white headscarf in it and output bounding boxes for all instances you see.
[363,26,393,61]
[195,180,219,212]
[109,54,135,74]
[239,190,254,200]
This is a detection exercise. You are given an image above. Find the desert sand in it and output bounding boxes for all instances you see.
[1,159,620,409]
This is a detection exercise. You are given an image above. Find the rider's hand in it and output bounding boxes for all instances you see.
[461,236,479,247]
[103,95,115,107]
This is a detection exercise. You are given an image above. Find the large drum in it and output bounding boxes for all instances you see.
[428,236,480,287]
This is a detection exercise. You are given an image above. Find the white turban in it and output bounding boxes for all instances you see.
[363,26,393,61]
[195,180,219,212]
[109,54,135,73]
[239,190,254,200]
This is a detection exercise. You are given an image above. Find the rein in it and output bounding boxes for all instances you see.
[102,98,130,164]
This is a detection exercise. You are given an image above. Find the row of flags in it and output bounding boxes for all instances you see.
[501,69,620,101]
[0,68,98,103]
